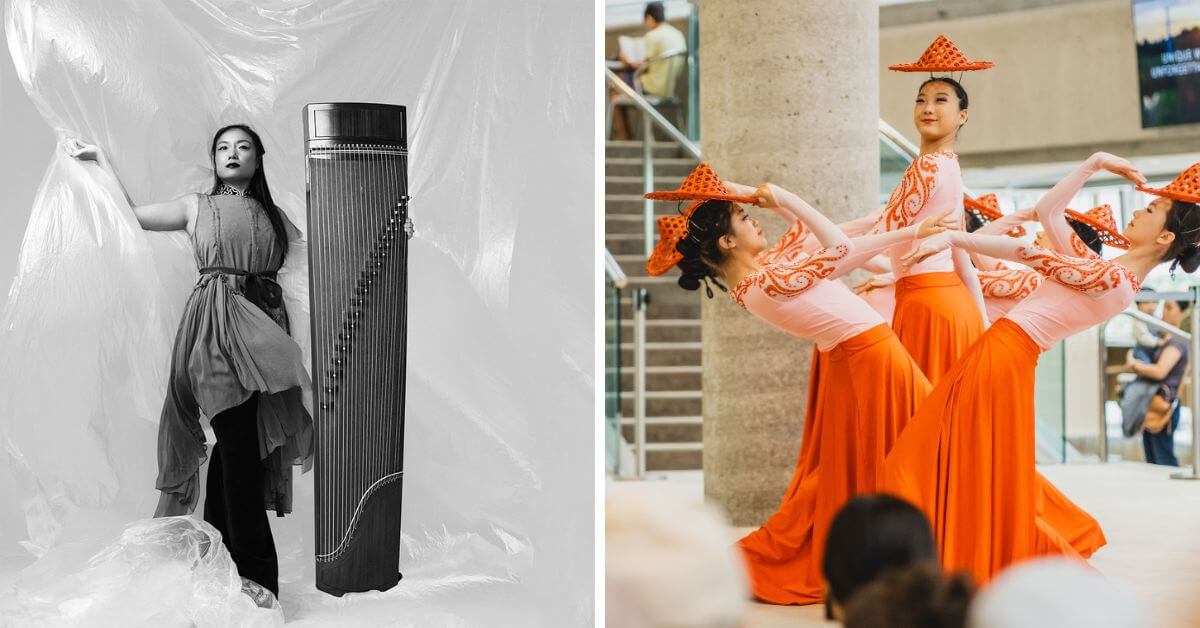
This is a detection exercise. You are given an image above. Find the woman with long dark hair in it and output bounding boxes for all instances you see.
[644,163,951,605]
[880,159,1200,586]
[65,124,312,599]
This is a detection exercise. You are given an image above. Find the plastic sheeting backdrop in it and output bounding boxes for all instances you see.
[0,0,593,625]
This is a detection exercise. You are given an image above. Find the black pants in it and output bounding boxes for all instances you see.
[203,393,279,595]
[1143,403,1181,467]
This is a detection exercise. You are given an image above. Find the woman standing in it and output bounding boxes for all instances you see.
[645,164,950,604]
[66,125,313,598]
[875,36,994,384]
[880,158,1200,585]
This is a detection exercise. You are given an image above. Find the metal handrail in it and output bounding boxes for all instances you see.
[605,248,628,289]
[879,118,921,158]
[606,68,700,158]
[606,64,697,481]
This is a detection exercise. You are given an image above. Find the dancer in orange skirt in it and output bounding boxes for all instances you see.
[874,36,997,384]
[880,156,1200,586]
[643,164,952,605]
[959,187,1123,560]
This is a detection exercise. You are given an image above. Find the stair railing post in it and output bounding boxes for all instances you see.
[1172,285,1200,480]
[634,287,648,479]
[1098,321,1109,462]
[642,114,655,258]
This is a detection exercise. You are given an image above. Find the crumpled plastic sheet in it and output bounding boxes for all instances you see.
[0,516,284,627]
[0,1,593,625]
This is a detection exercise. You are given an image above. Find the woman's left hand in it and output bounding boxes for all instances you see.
[901,232,951,269]
[916,210,955,239]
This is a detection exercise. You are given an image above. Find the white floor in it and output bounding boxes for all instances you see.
[608,462,1200,628]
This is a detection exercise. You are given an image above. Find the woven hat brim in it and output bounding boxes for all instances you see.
[1137,185,1200,204]
[645,191,759,203]
[646,241,682,276]
[1065,210,1131,249]
[964,199,1002,221]
[888,61,994,72]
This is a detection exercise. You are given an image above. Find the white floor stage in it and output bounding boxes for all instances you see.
[608,462,1200,628]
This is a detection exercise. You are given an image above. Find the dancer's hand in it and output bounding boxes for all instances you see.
[64,138,103,164]
[853,275,893,295]
[1092,152,1147,187]
[752,182,778,209]
[916,210,956,239]
[900,232,951,269]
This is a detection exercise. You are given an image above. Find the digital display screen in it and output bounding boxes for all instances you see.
[1134,0,1200,127]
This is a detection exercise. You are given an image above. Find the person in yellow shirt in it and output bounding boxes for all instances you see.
[611,2,687,139]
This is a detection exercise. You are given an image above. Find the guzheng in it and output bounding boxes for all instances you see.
[304,102,411,596]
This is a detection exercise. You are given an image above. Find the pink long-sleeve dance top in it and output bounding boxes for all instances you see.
[872,150,964,278]
[733,222,926,351]
[932,231,1139,350]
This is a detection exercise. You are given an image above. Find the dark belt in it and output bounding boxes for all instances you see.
[199,266,282,311]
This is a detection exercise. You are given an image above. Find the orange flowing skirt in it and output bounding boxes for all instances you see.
[892,271,984,386]
[738,324,932,604]
[880,318,1106,586]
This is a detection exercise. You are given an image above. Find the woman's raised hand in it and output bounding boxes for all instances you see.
[916,209,956,239]
[752,182,778,209]
[64,138,102,163]
[1093,152,1147,187]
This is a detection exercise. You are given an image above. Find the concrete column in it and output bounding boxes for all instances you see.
[699,0,879,525]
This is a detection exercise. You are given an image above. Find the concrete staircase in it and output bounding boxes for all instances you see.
[606,140,703,471]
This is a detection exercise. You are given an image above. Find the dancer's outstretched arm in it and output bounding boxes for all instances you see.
[759,183,848,250]
[725,180,818,265]
[834,217,952,281]
[905,231,1136,296]
[1033,152,1145,258]
[64,138,197,232]
[752,216,951,301]
[975,207,1034,237]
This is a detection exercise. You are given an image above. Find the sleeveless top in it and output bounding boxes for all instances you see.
[154,192,313,517]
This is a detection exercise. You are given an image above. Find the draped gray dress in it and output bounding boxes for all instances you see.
[155,191,313,517]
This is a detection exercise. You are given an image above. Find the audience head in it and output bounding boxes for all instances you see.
[822,494,938,619]
[843,561,974,628]
[644,2,665,28]
[967,558,1149,628]
[1136,288,1158,315]
[1161,298,1190,328]
[606,491,747,628]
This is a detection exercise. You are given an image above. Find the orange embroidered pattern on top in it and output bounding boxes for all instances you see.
[876,152,945,233]
[978,267,1042,299]
[1016,247,1139,295]
[732,244,850,308]
[757,220,811,265]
